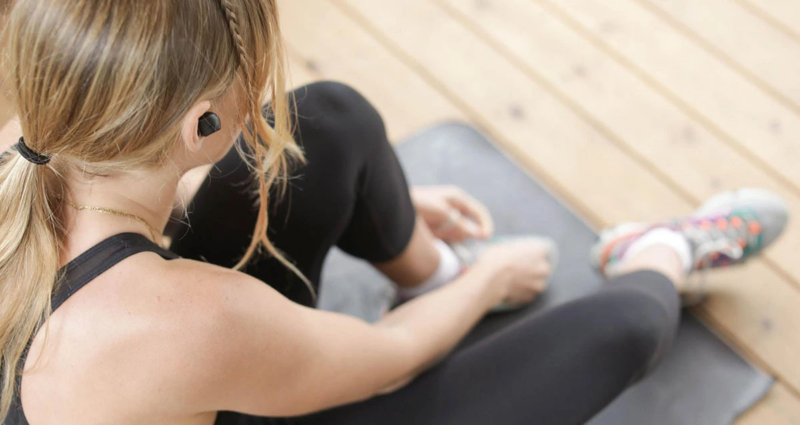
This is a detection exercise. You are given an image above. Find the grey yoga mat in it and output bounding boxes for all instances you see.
[318,123,774,425]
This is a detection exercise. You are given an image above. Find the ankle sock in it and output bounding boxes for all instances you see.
[623,228,693,275]
[395,239,462,303]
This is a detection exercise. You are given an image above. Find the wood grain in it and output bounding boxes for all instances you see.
[279,0,465,142]
[546,0,800,204]
[636,0,800,110]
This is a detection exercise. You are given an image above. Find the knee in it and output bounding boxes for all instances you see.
[591,291,674,376]
[292,81,388,150]
[300,81,373,115]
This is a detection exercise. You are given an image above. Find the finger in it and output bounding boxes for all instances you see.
[503,293,529,308]
[447,190,494,239]
[434,210,472,243]
[453,214,483,239]
[511,283,541,301]
[532,263,552,278]
[518,287,540,304]
[433,225,471,243]
[531,277,548,292]
[454,197,494,238]
[437,208,489,243]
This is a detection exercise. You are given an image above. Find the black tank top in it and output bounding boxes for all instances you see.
[6,234,286,425]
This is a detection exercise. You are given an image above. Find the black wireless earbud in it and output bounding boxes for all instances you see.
[198,112,222,137]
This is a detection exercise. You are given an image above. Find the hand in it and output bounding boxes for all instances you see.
[474,240,553,309]
[411,186,494,243]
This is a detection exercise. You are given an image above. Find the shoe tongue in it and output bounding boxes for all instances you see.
[681,217,752,269]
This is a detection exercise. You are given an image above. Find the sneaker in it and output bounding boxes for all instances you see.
[591,188,789,299]
[452,235,559,313]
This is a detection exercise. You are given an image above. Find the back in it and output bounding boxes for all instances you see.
[14,234,220,424]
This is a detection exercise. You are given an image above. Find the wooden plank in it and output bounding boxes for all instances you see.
[636,0,800,110]
[732,0,800,44]
[435,0,800,210]
[334,0,690,226]
[279,0,465,142]
[543,0,800,215]
[736,383,800,425]
[336,0,800,394]
[286,48,321,89]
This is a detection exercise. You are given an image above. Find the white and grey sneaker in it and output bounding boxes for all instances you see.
[452,235,559,313]
[388,235,559,314]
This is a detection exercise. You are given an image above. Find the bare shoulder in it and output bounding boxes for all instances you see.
[117,254,290,354]
[136,256,316,412]
[24,253,291,421]
[156,256,297,334]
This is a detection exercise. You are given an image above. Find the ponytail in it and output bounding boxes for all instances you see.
[0,152,64,420]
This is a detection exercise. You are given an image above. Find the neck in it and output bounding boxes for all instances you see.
[63,163,183,255]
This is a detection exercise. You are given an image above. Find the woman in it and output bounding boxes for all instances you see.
[0,1,788,424]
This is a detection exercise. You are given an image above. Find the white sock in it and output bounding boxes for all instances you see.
[622,228,693,275]
[396,239,462,302]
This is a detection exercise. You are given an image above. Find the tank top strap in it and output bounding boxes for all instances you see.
[52,233,179,312]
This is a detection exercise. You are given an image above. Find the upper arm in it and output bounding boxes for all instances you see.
[177,267,419,417]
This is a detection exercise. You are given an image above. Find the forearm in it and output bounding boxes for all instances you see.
[375,266,501,389]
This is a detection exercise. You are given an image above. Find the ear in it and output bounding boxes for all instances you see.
[181,100,213,153]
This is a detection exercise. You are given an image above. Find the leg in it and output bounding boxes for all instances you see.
[372,219,442,288]
[169,81,438,306]
[309,188,785,425]
[297,263,680,425]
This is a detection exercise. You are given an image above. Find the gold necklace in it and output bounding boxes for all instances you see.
[65,200,161,244]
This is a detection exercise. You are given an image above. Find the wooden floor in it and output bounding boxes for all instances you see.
[279,0,800,423]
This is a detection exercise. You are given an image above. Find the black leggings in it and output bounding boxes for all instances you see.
[169,82,681,425]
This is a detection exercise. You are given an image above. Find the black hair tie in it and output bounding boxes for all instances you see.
[15,137,51,165]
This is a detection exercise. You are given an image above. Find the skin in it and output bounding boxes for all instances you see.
[0,81,683,424]
[374,186,495,288]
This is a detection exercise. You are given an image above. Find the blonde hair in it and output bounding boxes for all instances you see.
[0,0,308,419]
